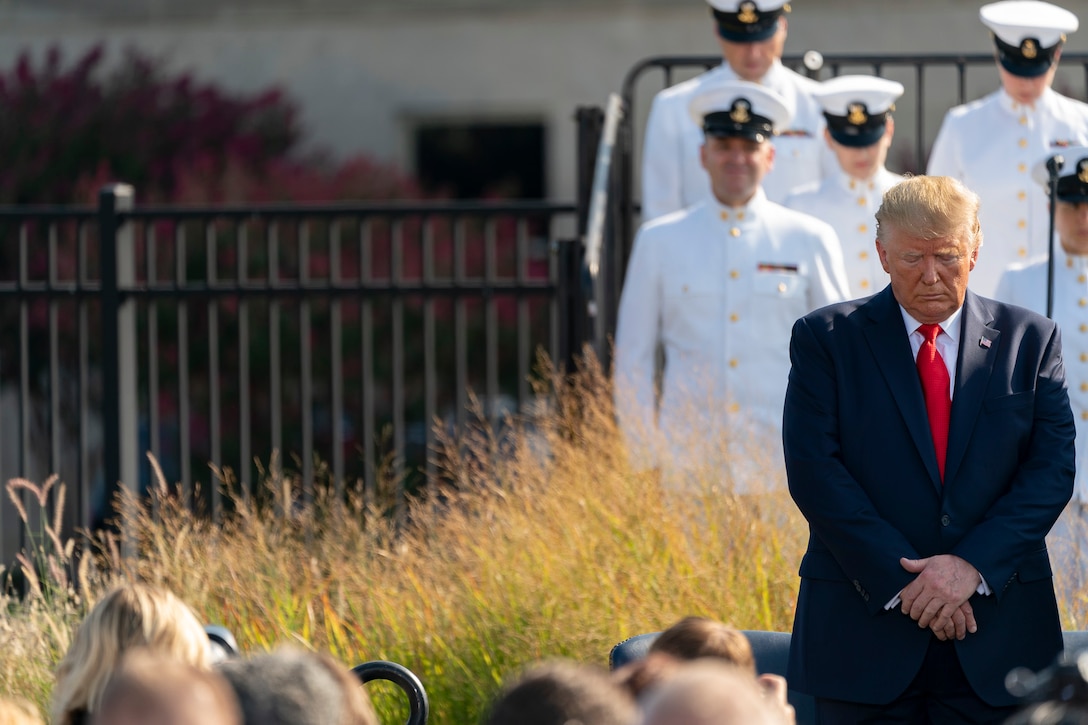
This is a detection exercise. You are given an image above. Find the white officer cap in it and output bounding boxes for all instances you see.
[980,1,1078,77]
[688,79,794,142]
[1032,146,1088,202]
[707,0,791,43]
[813,75,905,147]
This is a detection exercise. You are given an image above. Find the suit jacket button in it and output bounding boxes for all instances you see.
[941,515,951,527]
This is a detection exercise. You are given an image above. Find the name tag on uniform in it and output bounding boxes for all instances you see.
[777,129,812,138]
[1052,139,1074,147]
[757,263,799,273]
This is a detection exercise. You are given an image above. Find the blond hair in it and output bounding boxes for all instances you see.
[51,583,210,725]
[0,697,44,725]
[876,175,982,251]
[648,616,756,676]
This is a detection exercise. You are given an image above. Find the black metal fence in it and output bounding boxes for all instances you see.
[0,185,584,562]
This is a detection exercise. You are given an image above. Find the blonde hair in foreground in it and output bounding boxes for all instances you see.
[0,697,43,725]
[50,583,210,725]
[875,175,982,252]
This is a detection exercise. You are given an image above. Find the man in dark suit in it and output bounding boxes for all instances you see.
[783,175,1076,723]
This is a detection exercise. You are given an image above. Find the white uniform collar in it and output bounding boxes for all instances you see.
[716,58,786,87]
[1060,246,1088,271]
[710,186,770,220]
[998,86,1054,116]
[834,167,884,194]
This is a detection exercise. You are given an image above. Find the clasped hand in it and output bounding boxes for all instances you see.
[898,555,980,641]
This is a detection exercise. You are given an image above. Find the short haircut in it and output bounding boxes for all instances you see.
[217,646,377,725]
[487,659,637,725]
[640,660,784,725]
[51,583,211,725]
[648,617,756,675]
[611,651,684,701]
[92,649,241,725]
[875,175,982,252]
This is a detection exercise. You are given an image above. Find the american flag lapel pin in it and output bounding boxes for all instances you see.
[979,337,992,349]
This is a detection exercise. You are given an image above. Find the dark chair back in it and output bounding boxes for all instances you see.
[352,660,429,725]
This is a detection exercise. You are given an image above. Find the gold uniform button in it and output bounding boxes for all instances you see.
[729,359,738,368]
[1069,258,1076,268]
[1019,115,1028,125]
[857,197,867,206]
[730,227,741,237]
[1082,410,1088,421]
[1017,219,1027,229]
[1081,383,1088,392]
[730,269,740,279]
[849,179,857,190]
[860,279,870,289]
[736,212,745,221]
[1080,274,1087,284]
[729,313,739,322]
[720,210,730,221]
[1018,190,1027,201]
[777,282,788,293]
[1080,324,1088,333]
[1018,247,1028,257]
[1081,298,1088,307]
[859,250,869,260]
[858,224,868,234]
[728,402,741,413]
[1081,352,1088,362]
[1018,163,1027,173]
[1019,138,1028,148]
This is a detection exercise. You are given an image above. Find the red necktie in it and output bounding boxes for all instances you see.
[916,323,951,482]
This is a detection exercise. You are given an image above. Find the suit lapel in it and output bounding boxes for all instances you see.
[944,291,999,485]
[861,288,942,489]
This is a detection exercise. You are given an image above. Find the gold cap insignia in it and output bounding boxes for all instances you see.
[1078,160,1088,184]
[738,1,758,24]
[847,104,869,126]
[730,99,752,123]
[1021,38,1038,59]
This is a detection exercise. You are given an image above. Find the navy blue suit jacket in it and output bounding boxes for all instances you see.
[783,286,1075,706]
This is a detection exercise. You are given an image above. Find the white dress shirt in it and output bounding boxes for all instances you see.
[927,87,1088,297]
[613,189,850,480]
[785,167,903,296]
[641,59,834,222]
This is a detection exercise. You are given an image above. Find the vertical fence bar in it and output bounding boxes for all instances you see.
[147,223,161,505]
[516,217,531,409]
[238,222,252,500]
[422,215,437,484]
[269,223,283,493]
[454,218,468,430]
[48,223,62,480]
[99,184,138,545]
[299,221,314,504]
[330,219,345,498]
[485,217,499,426]
[176,223,192,505]
[206,220,222,520]
[391,218,406,518]
[17,223,34,550]
[360,220,376,506]
[78,221,92,529]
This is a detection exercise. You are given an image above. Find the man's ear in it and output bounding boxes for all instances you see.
[885,116,895,143]
[876,238,891,274]
[700,142,709,172]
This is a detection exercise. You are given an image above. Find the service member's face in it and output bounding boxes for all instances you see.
[719,19,786,82]
[876,223,978,324]
[825,119,894,181]
[1057,200,1088,255]
[700,135,775,207]
[997,51,1059,105]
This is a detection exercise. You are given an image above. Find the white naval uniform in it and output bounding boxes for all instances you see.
[641,59,834,222]
[613,189,850,483]
[927,87,1088,297]
[784,167,903,297]
[994,250,1088,598]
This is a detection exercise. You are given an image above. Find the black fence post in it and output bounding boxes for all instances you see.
[99,184,138,535]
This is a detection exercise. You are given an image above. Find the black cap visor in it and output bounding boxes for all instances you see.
[824,110,889,148]
[712,7,783,43]
[994,34,1059,78]
[703,110,774,142]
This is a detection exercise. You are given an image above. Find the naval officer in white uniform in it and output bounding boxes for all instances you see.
[927,0,1088,297]
[640,0,833,222]
[615,80,850,483]
[995,147,1088,600]
[786,75,905,297]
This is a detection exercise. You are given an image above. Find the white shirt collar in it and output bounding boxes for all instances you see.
[899,304,963,345]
